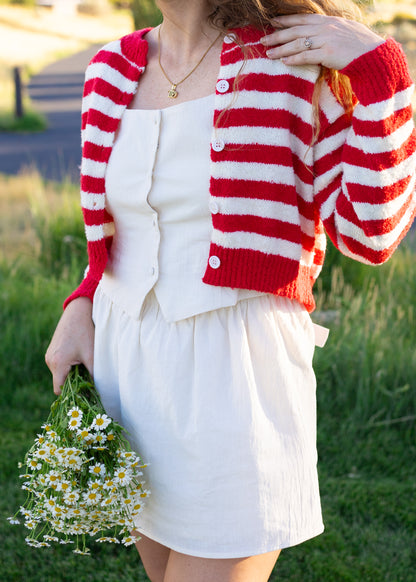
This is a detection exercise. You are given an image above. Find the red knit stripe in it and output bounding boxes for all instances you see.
[90,49,140,82]
[212,214,301,243]
[81,175,105,194]
[301,231,316,252]
[337,194,412,236]
[359,199,412,235]
[339,232,399,264]
[342,133,416,168]
[82,109,120,132]
[353,106,413,137]
[218,73,315,102]
[83,141,112,163]
[297,196,315,221]
[83,77,133,106]
[347,175,414,203]
[82,208,104,227]
[210,178,298,204]
[214,108,313,143]
[313,247,325,266]
[313,146,344,177]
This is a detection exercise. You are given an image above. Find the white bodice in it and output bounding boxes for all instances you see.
[102,94,262,321]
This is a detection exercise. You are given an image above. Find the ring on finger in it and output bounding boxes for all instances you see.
[304,37,313,50]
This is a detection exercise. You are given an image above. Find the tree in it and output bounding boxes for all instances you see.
[130,0,161,30]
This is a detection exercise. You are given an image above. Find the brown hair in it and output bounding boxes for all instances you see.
[208,0,362,134]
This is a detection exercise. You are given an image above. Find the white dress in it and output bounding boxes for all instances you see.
[92,94,325,558]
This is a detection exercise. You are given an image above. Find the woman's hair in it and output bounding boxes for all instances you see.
[208,0,363,133]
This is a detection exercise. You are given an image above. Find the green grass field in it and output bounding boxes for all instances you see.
[0,173,415,581]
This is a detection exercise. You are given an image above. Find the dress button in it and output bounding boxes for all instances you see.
[209,200,219,214]
[150,267,156,276]
[209,255,221,269]
[216,79,229,93]
[224,34,236,44]
[212,138,225,152]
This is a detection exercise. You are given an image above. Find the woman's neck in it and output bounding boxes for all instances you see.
[156,0,219,62]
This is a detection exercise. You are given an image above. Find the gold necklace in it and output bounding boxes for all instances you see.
[158,27,221,99]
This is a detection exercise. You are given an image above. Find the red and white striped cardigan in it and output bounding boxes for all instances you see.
[65,26,416,312]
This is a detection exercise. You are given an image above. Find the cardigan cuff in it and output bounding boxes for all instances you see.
[340,37,414,106]
[63,277,99,310]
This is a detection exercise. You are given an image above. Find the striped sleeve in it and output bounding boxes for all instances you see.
[313,38,416,264]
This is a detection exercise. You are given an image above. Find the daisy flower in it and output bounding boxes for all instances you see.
[67,407,83,421]
[68,417,82,431]
[82,491,102,506]
[122,535,137,546]
[113,468,132,486]
[90,414,111,431]
[89,463,106,478]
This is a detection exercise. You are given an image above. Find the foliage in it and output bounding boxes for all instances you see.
[130,0,161,29]
[0,109,47,132]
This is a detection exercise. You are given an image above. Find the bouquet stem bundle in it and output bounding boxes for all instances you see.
[8,366,149,555]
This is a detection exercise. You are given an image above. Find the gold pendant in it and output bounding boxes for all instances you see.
[168,84,178,99]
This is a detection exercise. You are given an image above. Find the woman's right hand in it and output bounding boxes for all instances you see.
[45,296,95,395]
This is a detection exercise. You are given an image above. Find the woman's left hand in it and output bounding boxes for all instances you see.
[261,14,385,70]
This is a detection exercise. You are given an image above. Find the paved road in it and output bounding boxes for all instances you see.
[0,44,100,182]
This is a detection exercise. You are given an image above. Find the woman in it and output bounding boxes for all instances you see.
[46,0,416,580]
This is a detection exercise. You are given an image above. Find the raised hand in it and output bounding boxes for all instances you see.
[261,14,385,70]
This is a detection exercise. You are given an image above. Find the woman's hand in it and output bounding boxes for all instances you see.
[45,297,94,395]
[261,14,385,70]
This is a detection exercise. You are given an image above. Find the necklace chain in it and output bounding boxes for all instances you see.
[158,27,221,99]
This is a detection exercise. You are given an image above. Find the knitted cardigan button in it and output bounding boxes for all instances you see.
[209,200,219,214]
[224,34,236,44]
[209,255,221,269]
[216,80,229,93]
[212,139,225,152]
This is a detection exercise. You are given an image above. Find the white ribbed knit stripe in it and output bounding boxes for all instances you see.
[82,158,107,179]
[81,125,116,148]
[215,196,299,223]
[219,57,319,85]
[335,234,374,265]
[83,92,126,120]
[336,198,416,251]
[211,160,296,186]
[355,174,416,221]
[81,191,106,211]
[319,186,342,222]
[314,129,349,161]
[353,85,415,122]
[217,127,311,160]
[85,224,105,242]
[84,221,115,242]
[215,90,314,125]
[343,150,416,187]
[345,118,415,153]
[212,229,302,259]
[86,61,139,95]
[213,197,316,237]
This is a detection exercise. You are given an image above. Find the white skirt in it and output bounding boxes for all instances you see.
[92,285,324,558]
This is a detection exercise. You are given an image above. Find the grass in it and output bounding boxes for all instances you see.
[0,171,415,580]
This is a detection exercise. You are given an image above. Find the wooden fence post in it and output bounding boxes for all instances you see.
[13,66,24,119]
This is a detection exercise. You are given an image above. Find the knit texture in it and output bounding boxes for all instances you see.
[64,27,416,311]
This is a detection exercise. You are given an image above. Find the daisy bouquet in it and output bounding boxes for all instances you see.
[8,365,149,555]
